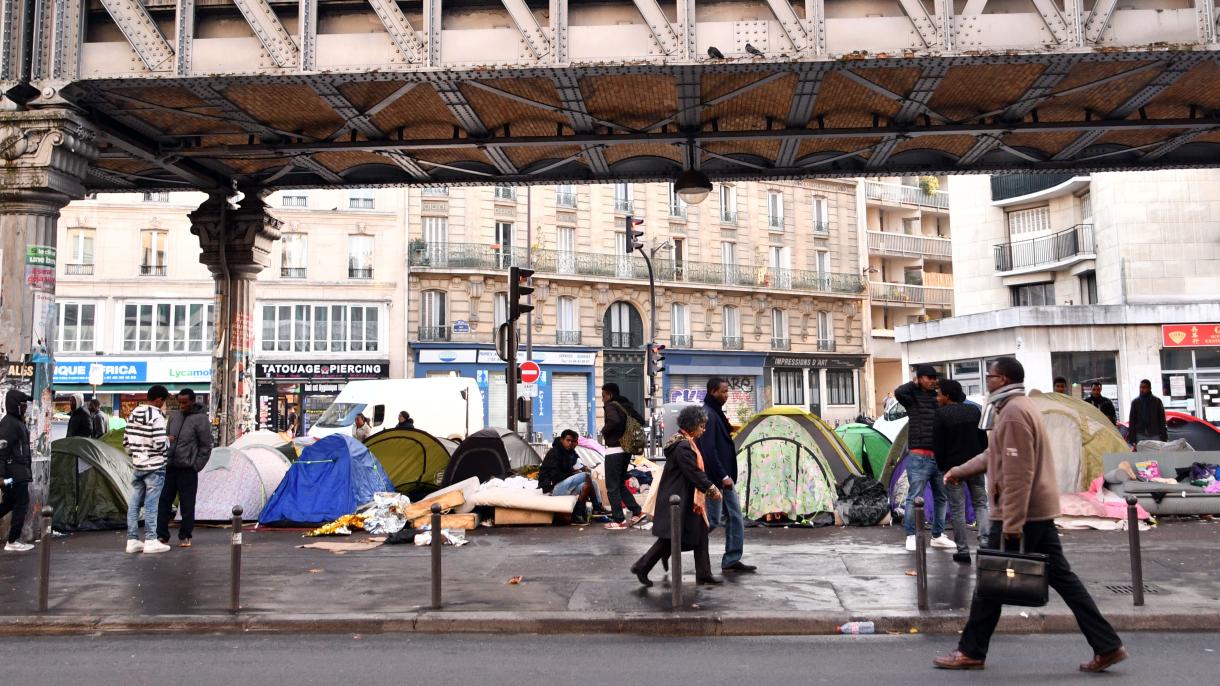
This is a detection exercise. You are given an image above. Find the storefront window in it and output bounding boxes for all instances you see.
[260,303,380,353]
[1051,351,1118,400]
[827,370,856,405]
[123,301,213,353]
[774,369,804,405]
[1160,348,1220,420]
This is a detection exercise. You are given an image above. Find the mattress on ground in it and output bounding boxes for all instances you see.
[470,487,577,513]
[417,476,480,514]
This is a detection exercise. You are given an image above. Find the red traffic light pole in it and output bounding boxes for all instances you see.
[626,215,661,457]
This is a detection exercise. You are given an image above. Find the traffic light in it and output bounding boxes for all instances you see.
[508,266,535,321]
[646,343,666,376]
[624,215,644,254]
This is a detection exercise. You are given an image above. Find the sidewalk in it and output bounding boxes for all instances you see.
[1,519,1217,636]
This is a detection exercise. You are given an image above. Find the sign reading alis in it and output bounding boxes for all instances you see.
[255,361,390,380]
[1162,324,1220,348]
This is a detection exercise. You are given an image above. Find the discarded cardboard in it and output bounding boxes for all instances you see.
[494,507,553,526]
[410,513,479,530]
[404,490,466,520]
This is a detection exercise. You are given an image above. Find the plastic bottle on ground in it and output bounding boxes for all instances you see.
[838,621,875,635]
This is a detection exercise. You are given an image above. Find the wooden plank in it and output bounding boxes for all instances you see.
[494,508,554,526]
[410,513,479,530]
[403,489,466,520]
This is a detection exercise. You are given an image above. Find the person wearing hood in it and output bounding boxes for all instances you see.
[156,389,213,547]
[539,429,598,523]
[600,383,645,530]
[1127,379,1167,445]
[88,398,107,439]
[697,377,756,574]
[65,394,92,439]
[395,411,415,430]
[0,390,35,551]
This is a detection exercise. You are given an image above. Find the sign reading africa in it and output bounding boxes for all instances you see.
[1162,324,1220,348]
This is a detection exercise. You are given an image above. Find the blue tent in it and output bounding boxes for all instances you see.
[259,434,393,526]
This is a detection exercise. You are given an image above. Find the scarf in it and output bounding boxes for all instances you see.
[684,432,710,526]
[979,383,1026,431]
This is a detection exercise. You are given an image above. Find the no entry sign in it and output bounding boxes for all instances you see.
[520,360,541,385]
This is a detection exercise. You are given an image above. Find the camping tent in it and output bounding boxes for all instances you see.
[490,427,542,469]
[258,434,393,526]
[1030,391,1127,492]
[731,407,861,520]
[444,428,514,486]
[835,423,893,480]
[231,429,298,462]
[1166,411,1220,451]
[49,437,133,531]
[363,427,454,496]
[99,428,125,454]
[191,446,291,522]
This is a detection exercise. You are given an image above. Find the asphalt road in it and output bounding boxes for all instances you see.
[0,632,1214,685]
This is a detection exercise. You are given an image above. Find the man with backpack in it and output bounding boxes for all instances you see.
[600,383,645,530]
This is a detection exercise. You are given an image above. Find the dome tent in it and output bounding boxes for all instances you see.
[731,407,861,521]
[1165,410,1220,451]
[363,427,455,497]
[1030,391,1127,492]
[49,438,133,531]
[190,445,291,522]
[231,429,298,463]
[835,423,893,480]
[444,428,514,486]
[259,434,393,527]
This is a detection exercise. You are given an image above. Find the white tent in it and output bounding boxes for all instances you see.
[190,446,292,521]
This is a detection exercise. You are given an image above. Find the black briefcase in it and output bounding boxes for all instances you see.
[975,537,1049,607]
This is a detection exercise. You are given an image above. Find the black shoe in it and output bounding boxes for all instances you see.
[696,576,724,586]
[630,564,653,587]
[723,561,757,573]
[953,551,972,564]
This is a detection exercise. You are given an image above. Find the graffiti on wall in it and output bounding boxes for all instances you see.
[668,376,756,422]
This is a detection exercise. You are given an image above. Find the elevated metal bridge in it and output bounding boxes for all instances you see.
[2,0,1220,191]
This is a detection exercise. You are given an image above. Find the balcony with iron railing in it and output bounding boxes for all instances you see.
[139,264,166,276]
[418,326,450,342]
[767,215,784,231]
[281,267,307,279]
[670,334,693,348]
[348,267,374,279]
[556,191,577,208]
[721,209,737,224]
[65,263,94,276]
[993,224,1095,274]
[863,180,950,210]
[555,330,582,345]
[423,187,449,196]
[614,199,633,214]
[669,202,687,218]
[817,339,836,352]
[408,243,868,296]
[771,338,791,351]
[990,173,1079,202]
[867,231,953,259]
[869,281,955,308]
[812,221,830,236]
[722,336,744,350]
[494,186,516,201]
[606,331,643,349]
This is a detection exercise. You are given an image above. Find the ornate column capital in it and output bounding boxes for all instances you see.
[0,109,99,203]
[189,189,283,277]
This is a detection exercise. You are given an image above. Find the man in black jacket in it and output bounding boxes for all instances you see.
[88,399,108,438]
[600,383,644,530]
[156,389,213,547]
[539,429,597,523]
[65,394,92,439]
[1083,383,1117,425]
[697,377,755,573]
[933,380,989,563]
[0,390,35,551]
[895,365,953,552]
[1128,379,1167,445]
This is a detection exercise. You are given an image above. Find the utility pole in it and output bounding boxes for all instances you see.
[524,187,534,442]
[504,265,534,434]
[624,216,663,457]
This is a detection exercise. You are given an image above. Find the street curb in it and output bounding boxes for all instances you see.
[1,609,1216,637]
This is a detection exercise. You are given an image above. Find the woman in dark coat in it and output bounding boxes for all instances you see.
[631,405,723,587]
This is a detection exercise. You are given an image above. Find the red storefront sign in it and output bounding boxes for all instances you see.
[1162,324,1220,348]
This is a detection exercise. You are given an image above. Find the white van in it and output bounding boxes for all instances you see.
[308,378,483,440]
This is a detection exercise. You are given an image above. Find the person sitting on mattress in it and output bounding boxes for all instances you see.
[539,429,600,525]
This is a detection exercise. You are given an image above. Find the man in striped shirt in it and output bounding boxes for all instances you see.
[123,385,172,554]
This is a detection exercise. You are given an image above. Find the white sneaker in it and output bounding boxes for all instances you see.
[125,539,144,554]
[930,535,957,549]
[4,541,34,552]
[905,535,917,551]
[143,540,171,554]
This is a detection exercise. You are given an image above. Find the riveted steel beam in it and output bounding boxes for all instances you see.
[840,68,948,124]
[647,72,788,133]
[313,81,383,140]
[183,83,282,139]
[962,0,988,14]
[232,0,299,68]
[631,0,681,55]
[1196,0,1217,44]
[175,0,194,76]
[1,0,16,81]
[763,0,810,52]
[553,72,610,175]
[776,65,828,167]
[425,0,441,67]
[293,155,344,183]
[300,0,317,71]
[958,55,1079,165]
[99,0,175,71]
[895,0,938,47]
[434,80,519,174]
[502,0,552,60]
[1142,126,1216,161]
[805,0,827,55]
[91,109,225,189]
[380,150,431,179]
[367,0,425,63]
[1032,0,1071,44]
[676,68,702,130]
[679,0,696,59]
[550,0,570,63]
[1053,56,1203,160]
[938,0,956,51]
[1084,0,1118,43]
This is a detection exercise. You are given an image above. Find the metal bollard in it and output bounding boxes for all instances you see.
[430,503,442,610]
[1125,495,1144,607]
[914,496,929,611]
[669,495,682,609]
[230,505,243,614]
[38,506,52,612]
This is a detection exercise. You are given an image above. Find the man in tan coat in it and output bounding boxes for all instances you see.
[934,357,1127,674]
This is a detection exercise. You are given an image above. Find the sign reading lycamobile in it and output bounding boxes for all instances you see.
[255,362,390,381]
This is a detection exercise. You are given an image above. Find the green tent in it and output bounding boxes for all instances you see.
[836,423,893,481]
[364,428,455,497]
[50,437,133,531]
[99,428,125,454]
